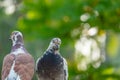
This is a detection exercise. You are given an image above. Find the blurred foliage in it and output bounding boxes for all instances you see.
[0,0,120,80]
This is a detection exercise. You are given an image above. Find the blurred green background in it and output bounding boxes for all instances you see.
[0,0,120,80]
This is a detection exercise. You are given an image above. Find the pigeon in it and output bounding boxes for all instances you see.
[1,31,35,80]
[36,38,68,80]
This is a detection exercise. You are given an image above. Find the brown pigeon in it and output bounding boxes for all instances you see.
[36,38,68,80]
[1,31,35,80]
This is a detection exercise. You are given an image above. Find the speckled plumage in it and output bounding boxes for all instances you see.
[36,38,68,80]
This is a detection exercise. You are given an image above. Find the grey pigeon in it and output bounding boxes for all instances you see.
[36,38,68,80]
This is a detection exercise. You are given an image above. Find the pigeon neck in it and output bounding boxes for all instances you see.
[47,45,59,51]
[11,42,28,54]
[12,42,24,48]
[46,48,59,54]
[11,43,23,51]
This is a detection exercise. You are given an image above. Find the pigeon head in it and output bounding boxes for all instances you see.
[48,38,61,51]
[10,31,23,46]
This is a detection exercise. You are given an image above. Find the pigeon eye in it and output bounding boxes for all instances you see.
[52,40,56,43]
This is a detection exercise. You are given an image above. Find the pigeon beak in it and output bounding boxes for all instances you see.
[53,45,59,50]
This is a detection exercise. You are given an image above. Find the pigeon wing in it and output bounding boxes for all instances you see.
[1,54,15,80]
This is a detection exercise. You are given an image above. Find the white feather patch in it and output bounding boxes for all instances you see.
[5,60,21,80]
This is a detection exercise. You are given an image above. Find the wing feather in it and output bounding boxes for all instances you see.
[14,53,35,80]
[1,54,15,80]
